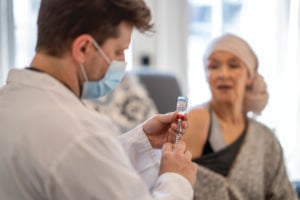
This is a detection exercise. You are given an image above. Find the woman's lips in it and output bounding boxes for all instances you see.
[218,85,231,90]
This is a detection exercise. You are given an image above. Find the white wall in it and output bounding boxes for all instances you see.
[132,0,189,95]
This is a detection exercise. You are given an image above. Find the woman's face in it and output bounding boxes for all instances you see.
[205,51,250,105]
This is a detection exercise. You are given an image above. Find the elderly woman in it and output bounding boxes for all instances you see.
[183,33,297,199]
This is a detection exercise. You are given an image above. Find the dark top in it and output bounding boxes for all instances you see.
[192,111,247,176]
[26,67,43,72]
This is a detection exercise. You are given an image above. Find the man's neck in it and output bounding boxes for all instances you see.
[30,52,81,97]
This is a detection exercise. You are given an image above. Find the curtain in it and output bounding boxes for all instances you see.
[275,0,300,180]
[236,0,300,180]
[0,0,14,85]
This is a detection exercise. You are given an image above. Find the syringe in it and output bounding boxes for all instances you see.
[174,96,188,149]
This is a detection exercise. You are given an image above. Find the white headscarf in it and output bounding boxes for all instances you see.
[203,33,268,114]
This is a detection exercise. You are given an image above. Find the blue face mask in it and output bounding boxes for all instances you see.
[80,40,126,99]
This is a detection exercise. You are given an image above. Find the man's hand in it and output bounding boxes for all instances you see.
[160,141,198,187]
[142,112,189,148]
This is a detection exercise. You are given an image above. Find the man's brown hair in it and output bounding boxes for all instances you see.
[36,0,153,57]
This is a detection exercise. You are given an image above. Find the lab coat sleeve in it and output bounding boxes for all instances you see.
[119,125,194,200]
[45,131,155,200]
[46,127,193,200]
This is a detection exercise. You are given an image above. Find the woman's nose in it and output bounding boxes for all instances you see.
[218,66,229,78]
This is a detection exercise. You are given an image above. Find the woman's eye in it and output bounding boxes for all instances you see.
[208,63,219,69]
[229,62,240,68]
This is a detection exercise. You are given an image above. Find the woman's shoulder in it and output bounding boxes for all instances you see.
[247,118,282,150]
[248,118,274,135]
[182,102,211,157]
[188,102,210,116]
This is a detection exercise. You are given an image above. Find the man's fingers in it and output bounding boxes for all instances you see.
[173,141,186,153]
[185,150,192,160]
[158,112,177,124]
[182,120,189,129]
[162,142,173,152]
[170,120,188,133]
[163,141,188,154]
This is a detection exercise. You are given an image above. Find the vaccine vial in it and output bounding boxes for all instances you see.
[176,96,188,119]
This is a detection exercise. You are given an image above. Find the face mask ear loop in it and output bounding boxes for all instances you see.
[79,64,88,82]
[91,39,111,64]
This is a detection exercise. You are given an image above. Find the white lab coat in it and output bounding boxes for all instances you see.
[0,69,193,200]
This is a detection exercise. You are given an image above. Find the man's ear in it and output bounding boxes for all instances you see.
[71,34,93,64]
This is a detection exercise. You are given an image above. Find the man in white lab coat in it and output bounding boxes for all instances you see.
[0,0,197,199]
